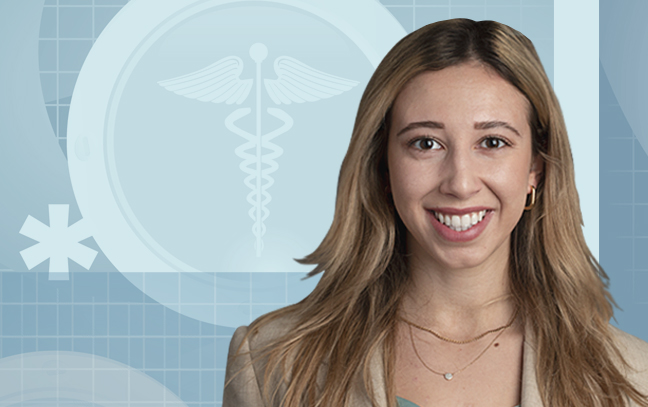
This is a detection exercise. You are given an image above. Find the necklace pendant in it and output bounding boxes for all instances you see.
[444,373,453,381]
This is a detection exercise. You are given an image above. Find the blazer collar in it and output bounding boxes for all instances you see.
[364,319,543,407]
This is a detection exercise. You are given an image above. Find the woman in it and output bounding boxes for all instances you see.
[223,19,648,407]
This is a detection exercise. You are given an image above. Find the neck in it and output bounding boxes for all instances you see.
[400,243,520,340]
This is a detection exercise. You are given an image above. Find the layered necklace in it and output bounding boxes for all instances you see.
[398,308,519,381]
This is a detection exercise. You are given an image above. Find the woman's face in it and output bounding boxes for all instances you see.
[387,62,542,272]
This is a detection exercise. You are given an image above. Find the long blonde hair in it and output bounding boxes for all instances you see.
[232,19,648,407]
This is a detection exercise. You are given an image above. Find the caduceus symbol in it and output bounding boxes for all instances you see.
[157,43,358,257]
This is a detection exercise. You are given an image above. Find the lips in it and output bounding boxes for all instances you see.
[427,208,493,242]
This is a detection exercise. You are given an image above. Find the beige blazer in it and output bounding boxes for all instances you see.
[223,315,648,406]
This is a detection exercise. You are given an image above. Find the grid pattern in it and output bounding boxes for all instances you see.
[2,1,554,405]
[599,63,648,339]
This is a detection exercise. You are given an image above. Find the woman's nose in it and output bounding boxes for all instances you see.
[438,147,482,199]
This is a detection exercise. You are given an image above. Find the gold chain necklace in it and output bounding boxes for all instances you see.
[399,308,519,345]
[407,321,507,381]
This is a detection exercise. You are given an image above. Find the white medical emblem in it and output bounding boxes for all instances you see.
[158,43,358,256]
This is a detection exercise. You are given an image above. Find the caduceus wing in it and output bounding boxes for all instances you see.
[264,56,358,105]
[157,56,253,105]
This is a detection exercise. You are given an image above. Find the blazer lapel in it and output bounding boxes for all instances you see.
[521,320,543,406]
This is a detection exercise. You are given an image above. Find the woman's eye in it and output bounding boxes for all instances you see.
[481,137,508,149]
[411,137,440,151]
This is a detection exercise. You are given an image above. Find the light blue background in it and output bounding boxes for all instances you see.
[1,0,644,405]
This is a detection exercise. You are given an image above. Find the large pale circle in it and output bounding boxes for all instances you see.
[67,0,406,326]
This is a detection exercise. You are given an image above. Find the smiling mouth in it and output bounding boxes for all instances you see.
[430,210,490,232]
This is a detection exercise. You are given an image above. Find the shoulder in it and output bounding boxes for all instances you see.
[230,311,300,354]
[608,324,648,393]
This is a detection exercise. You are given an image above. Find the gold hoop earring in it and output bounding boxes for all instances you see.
[524,186,536,210]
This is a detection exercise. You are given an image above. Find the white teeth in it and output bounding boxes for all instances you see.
[434,210,488,232]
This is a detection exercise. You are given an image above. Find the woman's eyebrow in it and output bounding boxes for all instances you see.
[396,121,444,137]
[474,120,521,137]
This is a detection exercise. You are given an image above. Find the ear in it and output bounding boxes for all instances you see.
[528,155,544,190]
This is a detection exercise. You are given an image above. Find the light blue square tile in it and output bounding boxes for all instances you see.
[250,304,282,322]
[449,6,485,20]
[216,337,230,369]
[93,304,107,335]
[180,338,200,369]
[94,6,121,37]
[201,371,216,402]
[521,0,552,5]
[58,73,78,103]
[144,304,164,335]
[96,0,129,4]
[386,6,414,32]
[602,237,632,271]
[601,138,632,172]
[381,0,414,4]
[143,273,179,304]
[250,273,286,303]
[109,337,129,365]
[59,7,93,38]
[40,73,57,104]
[108,304,128,335]
[2,338,20,357]
[635,206,648,237]
[38,337,58,351]
[215,370,225,402]
[451,0,483,5]
[23,305,37,335]
[635,173,648,204]
[601,204,632,238]
[200,337,215,369]
[146,370,165,387]
[201,321,215,336]
[417,0,449,4]
[95,338,108,357]
[165,308,179,335]
[414,6,451,29]
[130,304,144,335]
[73,337,93,353]
[59,338,72,351]
[144,338,164,369]
[635,140,648,171]
[2,305,21,336]
[600,105,633,139]
[22,275,37,302]
[58,40,92,71]
[58,304,72,335]
[180,370,200,401]
[73,272,107,302]
[2,273,21,302]
[180,315,199,336]
[39,7,57,38]
[486,0,519,5]
[165,338,179,369]
[73,304,92,335]
[109,272,143,303]
[180,276,213,305]
[216,304,250,326]
[216,272,250,303]
[38,304,57,335]
[520,6,552,41]
[485,6,520,32]
[23,338,37,353]
[600,171,632,204]
[130,338,144,369]
[39,40,57,71]
[165,370,180,396]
